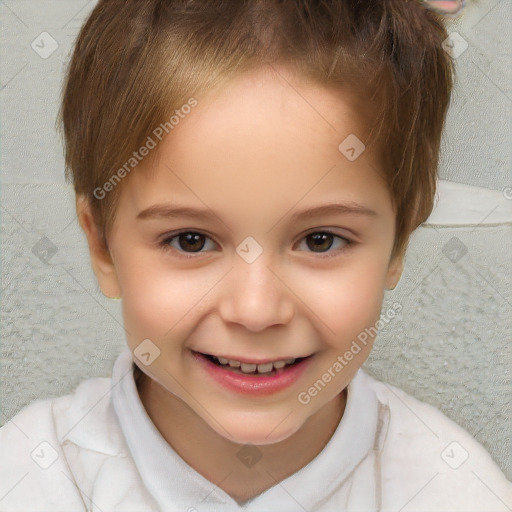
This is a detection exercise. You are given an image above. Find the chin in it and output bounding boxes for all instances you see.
[210,414,303,446]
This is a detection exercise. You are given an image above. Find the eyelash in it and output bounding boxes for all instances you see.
[158,229,355,260]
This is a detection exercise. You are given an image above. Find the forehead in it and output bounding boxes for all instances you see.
[118,65,392,224]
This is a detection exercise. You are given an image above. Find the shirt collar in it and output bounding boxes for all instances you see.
[111,349,379,511]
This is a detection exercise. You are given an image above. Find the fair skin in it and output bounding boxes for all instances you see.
[78,64,404,503]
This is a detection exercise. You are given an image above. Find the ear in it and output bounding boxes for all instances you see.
[76,195,122,299]
[385,252,404,291]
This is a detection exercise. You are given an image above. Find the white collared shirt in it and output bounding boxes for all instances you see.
[1,349,511,511]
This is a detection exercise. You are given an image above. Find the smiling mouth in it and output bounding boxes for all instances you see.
[196,352,309,376]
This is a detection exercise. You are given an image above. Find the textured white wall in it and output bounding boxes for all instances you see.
[1,0,511,483]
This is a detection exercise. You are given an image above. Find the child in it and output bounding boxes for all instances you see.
[1,0,511,510]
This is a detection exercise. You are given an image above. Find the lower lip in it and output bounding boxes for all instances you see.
[192,351,312,396]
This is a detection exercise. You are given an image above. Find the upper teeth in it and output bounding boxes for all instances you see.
[216,356,296,374]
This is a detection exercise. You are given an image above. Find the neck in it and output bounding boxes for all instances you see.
[137,375,347,503]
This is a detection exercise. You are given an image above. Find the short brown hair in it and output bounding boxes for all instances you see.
[58,0,454,260]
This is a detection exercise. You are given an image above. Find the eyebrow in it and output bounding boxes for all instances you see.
[137,201,378,222]
[287,202,378,222]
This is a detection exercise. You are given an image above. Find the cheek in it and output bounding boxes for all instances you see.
[118,256,212,340]
[290,259,387,342]
[116,255,175,336]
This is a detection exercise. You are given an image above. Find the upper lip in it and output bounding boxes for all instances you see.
[193,350,312,365]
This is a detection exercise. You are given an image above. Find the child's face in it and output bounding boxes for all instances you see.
[86,65,403,445]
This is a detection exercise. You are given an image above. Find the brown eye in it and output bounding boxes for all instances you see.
[177,232,205,252]
[161,231,216,256]
[297,231,352,257]
[160,229,353,259]
[306,232,335,253]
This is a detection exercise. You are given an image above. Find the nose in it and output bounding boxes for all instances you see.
[218,254,295,332]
